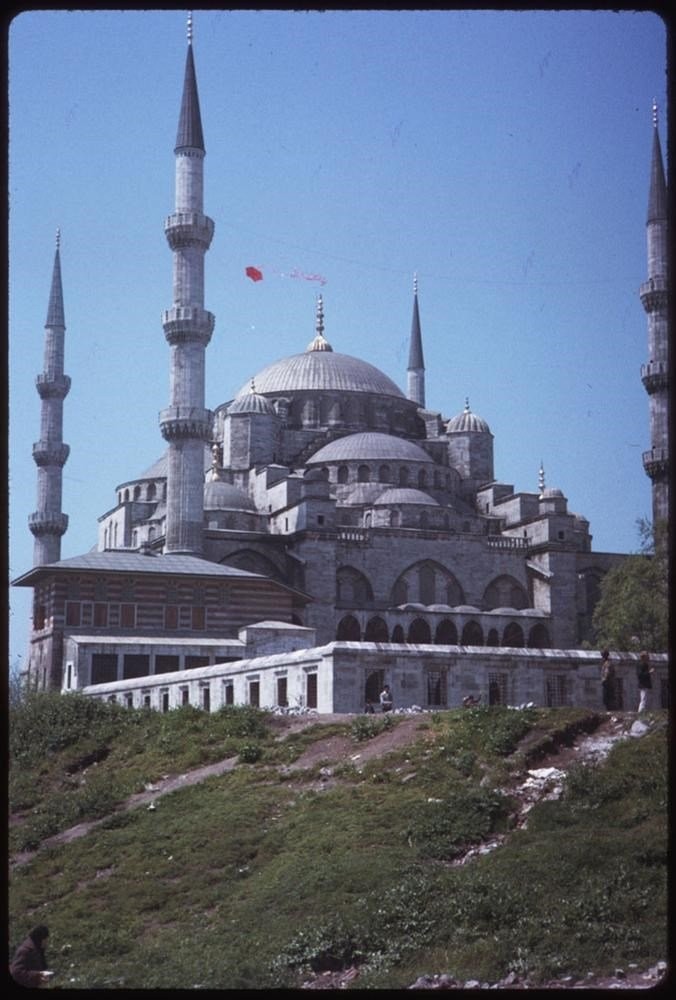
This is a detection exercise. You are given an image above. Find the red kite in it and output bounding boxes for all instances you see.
[245,266,263,282]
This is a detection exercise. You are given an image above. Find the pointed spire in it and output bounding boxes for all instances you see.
[647,100,667,224]
[175,14,205,153]
[46,228,65,329]
[407,272,425,370]
[306,294,333,351]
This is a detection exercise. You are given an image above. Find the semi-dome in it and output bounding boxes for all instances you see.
[307,432,433,465]
[446,399,490,434]
[374,488,439,506]
[236,350,405,399]
[204,480,257,512]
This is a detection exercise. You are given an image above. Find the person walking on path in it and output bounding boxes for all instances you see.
[637,651,655,712]
[600,649,615,711]
[9,925,53,988]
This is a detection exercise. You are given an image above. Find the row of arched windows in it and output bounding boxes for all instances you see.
[337,563,530,612]
[119,482,164,505]
[334,464,452,489]
[336,614,551,649]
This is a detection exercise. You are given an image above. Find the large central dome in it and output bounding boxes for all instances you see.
[236,349,405,399]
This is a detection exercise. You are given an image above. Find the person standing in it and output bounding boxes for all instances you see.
[379,684,393,712]
[600,649,615,711]
[10,925,53,988]
[637,651,655,712]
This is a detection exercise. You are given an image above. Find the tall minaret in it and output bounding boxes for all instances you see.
[640,100,669,525]
[28,230,70,565]
[159,14,215,554]
[407,273,425,407]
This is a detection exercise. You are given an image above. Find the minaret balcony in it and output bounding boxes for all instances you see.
[36,373,71,399]
[639,276,668,312]
[642,447,669,479]
[640,361,669,393]
[32,440,70,467]
[29,510,68,536]
[159,405,213,442]
[164,212,214,251]
[162,306,214,345]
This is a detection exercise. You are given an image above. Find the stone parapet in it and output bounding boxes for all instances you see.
[164,211,214,250]
[32,440,70,466]
[159,405,213,441]
[29,510,69,536]
[36,373,71,398]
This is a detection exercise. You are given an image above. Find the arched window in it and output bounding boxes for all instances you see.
[418,563,435,604]
[124,489,130,503]
[434,619,458,644]
[528,623,550,648]
[336,615,361,641]
[338,465,349,484]
[336,566,374,606]
[364,616,389,642]
[378,464,391,483]
[399,466,410,486]
[408,618,431,643]
[486,628,500,647]
[461,621,483,645]
[503,622,525,647]
[483,575,529,611]
[358,464,371,483]
[391,624,405,643]
[147,482,156,500]
[133,485,141,500]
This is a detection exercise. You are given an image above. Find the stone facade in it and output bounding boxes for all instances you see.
[14,28,669,707]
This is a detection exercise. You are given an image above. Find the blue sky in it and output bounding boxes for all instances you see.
[7,8,668,667]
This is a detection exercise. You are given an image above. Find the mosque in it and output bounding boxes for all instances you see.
[13,22,669,713]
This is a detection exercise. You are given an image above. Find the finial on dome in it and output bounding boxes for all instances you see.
[413,272,418,296]
[652,98,658,128]
[187,11,193,44]
[306,294,333,351]
[538,461,545,496]
[250,378,256,394]
[55,228,61,250]
[316,294,324,338]
[464,397,470,413]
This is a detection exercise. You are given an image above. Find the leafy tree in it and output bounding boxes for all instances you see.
[592,518,668,652]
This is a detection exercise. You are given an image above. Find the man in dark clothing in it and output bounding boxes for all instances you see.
[9,925,52,988]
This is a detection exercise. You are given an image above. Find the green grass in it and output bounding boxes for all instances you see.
[8,695,668,989]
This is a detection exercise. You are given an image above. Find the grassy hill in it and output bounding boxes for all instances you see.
[8,694,668,990]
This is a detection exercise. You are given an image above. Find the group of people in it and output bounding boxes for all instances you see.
[601,649,655,712]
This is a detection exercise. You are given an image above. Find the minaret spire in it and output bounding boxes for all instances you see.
[640,100,669,524]
[407,273,425,407]
[159,17,215,554]
[29,230,70,565]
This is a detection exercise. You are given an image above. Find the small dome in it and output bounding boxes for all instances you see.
[446,399,490,434]
[374,488,439,506]
[204,480,257,512]
[228,391,275,416]
[308,432,433,464]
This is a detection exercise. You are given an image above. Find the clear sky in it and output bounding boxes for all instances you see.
[7,8,668,669]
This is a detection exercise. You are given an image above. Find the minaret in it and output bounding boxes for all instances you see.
[407,274,425,407]
[159,14,215,554]
[28,230,70,565]
[640,100,669,525]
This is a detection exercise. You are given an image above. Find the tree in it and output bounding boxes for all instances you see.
[9,657,28,708]
[592,518,669,652]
